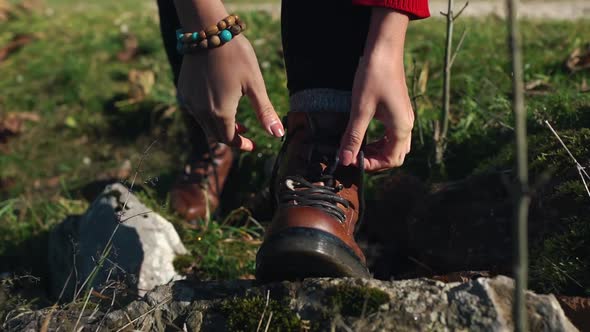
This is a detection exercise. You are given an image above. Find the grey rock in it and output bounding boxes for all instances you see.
[48,183,187,300]
[5,276,577,331]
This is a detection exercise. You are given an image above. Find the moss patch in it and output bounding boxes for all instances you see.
[325,285,390,318]
[221,295,302,332]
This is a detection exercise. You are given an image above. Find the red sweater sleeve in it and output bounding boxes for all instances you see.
[353,0,430,20]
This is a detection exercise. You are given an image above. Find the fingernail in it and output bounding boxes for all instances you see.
[270,122,284,137]
[340,149,354,166]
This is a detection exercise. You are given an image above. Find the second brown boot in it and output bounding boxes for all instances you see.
[170,143,233,223]
[170,112,234,223]
[256,112,371,282]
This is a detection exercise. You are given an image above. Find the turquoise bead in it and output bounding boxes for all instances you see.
[192,32,199,41]
[219,29,232,43]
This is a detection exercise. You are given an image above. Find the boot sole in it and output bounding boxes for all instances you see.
[255,227,371,282]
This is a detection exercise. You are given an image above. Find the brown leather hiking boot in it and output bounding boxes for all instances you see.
[170,143,233,222]
[170,113,234,223]
[256,112,371,282]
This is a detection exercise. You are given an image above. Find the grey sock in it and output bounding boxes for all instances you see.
[289,89,351,113]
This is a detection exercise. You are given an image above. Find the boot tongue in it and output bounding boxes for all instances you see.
[286,112,349,185]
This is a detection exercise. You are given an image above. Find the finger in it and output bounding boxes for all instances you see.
[245,73,284,138]
[363,150,407,172]
[231,134,255,152]
[339,100,375,167]
[363,135,410,172]
[213,115,256,152]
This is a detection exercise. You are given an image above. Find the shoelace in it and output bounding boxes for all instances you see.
[271,115,365,227]
[280,157,349,223]
[183,143,222,195]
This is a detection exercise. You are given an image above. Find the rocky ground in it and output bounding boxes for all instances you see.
[3,276,578,331]
[1,181,584,331]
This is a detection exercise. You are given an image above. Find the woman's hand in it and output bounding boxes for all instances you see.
[339,8,414,171]
[178,35,284,151]
[174,0,283,152]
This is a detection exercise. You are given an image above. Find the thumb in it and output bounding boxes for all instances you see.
[245,75,284,138]
[339,102,373,167]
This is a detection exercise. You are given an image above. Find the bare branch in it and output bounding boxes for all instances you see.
[545,120,580,165]
[449,29,468,69]
[506,0,530,331]
[453,1,470,20]
[411,58,425,146]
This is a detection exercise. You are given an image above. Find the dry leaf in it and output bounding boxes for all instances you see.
[33,176,60,190]
[0,0,12,21]
[117,33,139,62]
[556,295,590,331]
[525,79,552,95]
[17,0,44,13]
[0,34,34,62]
[565,44,590,73]
[0,112,40,151]
[128,69,155,100]
[0,177,16,191]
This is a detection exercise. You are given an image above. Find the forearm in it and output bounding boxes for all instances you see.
[173,0,228,31]
[365,8,409,62]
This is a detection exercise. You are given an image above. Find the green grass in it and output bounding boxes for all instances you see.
[0,0,589,299]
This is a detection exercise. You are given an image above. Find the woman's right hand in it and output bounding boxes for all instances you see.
[175,1,283,151]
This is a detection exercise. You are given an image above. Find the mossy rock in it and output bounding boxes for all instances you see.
[220,295,303,332]
[324,285,390,318]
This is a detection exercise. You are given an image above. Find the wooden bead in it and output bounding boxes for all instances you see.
[236,18,243,26]
[233,14,239,21]
[205,25,219,37]
[224,15,236,26]
[217,20,227,30]
[238,22,246,31]
[229,25,241,35]
[208,35,221,48]
[198,39,208,49]
[198,31,207,40]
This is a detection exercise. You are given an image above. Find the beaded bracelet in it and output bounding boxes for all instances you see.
[176,14,247,54]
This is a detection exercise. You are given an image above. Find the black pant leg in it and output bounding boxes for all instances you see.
[281,0,371,94]
[157,0,183,87]
[157,0,210,152]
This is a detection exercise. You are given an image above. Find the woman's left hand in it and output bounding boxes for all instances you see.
[339,8,414,172]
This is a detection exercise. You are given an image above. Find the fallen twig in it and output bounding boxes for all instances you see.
[545,120,590,199]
